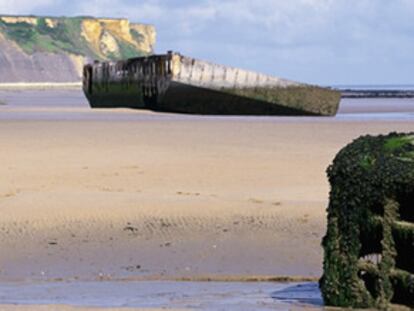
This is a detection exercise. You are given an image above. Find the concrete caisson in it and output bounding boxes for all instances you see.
[83,51,341,115]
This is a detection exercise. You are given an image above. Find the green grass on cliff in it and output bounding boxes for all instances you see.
[116,39,145,59]
[130,28,144,42]
[0,17,99,58]
[0,17,147,60]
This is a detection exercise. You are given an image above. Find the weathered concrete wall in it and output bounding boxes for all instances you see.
[174,54,299,89]
[320,132,414,309]
[169,54,340,115]
[155,81,316,115]
[84,52,341,116]
[84,53,172,108]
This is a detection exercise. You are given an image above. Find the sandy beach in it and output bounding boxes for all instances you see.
[0,90,413,309]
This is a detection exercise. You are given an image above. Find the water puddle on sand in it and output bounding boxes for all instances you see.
[0,281,323,310]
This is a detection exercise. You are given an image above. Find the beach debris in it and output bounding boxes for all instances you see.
[160,219,171,228]
[176,191,200,196]
[160,242,172,247]
[97,272,112,281]
[320,132,414,309]
[123,265,141,272]
[249,198,264,204]
[123,223,139,234]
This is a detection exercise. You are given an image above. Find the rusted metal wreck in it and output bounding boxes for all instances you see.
[83,51,341,115]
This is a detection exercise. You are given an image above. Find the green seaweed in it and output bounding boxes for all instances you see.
[360,154,376,170]
[384,136,414,152]
[116,38,145,59]
[320,132,414,309]
[223,86,341,116]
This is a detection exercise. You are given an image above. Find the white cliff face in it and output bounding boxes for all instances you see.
[100,31,121,57]
[130,24,156,54]
[0,16,38,25]
[80,18,156,57]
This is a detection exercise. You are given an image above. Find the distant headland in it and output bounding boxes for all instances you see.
[0,15,156,82]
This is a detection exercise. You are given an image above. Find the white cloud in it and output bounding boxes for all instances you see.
[0,0,414,83]
[0,0,58,14]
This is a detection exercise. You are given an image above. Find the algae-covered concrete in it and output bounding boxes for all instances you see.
[320,132,414,309]
[84,52,341,116]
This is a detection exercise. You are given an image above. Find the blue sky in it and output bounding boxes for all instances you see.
[1,0,414,85]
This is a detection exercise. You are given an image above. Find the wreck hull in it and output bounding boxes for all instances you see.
[88,97,141,109]
[86,92,144,109]
[83,52,341,116]
[156,82,318,115]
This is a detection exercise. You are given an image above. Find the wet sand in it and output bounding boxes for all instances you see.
[0,90,413,309]
[0,280,322,310]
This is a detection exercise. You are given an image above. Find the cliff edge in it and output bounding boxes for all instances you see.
[0,16,156,82]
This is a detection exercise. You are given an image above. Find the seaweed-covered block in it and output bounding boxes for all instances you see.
[320,132,414,309]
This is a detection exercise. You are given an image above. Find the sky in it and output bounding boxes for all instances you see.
[1,0,413,85]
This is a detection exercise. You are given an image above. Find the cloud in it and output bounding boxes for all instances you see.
[0,0,59,15]
[1,0,414,84]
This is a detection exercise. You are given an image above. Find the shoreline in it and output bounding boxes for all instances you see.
[0,82,82,90]
[0,280,322,310]
[340,89,414,98]
[0,275,320,283]
[1,83,414,99]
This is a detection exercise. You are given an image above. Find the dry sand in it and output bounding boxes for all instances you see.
[0,90,413,309]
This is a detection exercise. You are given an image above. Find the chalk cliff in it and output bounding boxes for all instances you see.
[0,16,156,82]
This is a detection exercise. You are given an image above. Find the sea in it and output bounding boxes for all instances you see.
[0,85,413,122]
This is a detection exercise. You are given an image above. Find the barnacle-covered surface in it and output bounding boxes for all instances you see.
[320,132,414,309]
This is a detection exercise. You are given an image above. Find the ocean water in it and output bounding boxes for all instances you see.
[333,84,414,91]
[0,89,413,122]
